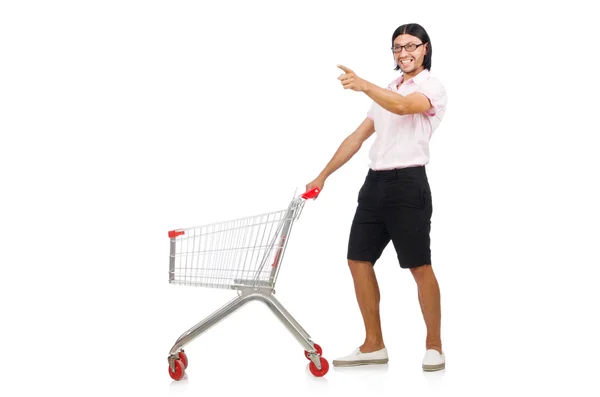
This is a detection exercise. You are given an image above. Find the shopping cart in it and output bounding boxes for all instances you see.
[166,187,329,380]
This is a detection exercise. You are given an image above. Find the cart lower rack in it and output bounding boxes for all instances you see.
[166,188,328,380]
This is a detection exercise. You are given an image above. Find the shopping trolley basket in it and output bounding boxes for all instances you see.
[166,187,329,380]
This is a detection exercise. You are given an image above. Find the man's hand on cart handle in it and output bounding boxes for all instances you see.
[301,187,321,200]
[304,178,325,199]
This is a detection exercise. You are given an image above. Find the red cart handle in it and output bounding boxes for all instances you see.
[301,187,320,200]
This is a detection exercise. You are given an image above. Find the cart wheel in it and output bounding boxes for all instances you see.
[179,351,188,369]
[304,343,323,360]
[168,359,185,381]
[309,356,329,377]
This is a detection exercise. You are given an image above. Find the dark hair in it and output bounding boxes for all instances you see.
[392,23,432,71]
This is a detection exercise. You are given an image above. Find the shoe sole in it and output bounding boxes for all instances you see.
[422,363,445,371]
[332,358,389,367]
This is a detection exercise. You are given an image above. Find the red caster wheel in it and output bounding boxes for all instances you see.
[304,343,323,360]
[178,351,188,369]
[168,359,185,381]
[309,356,329,377]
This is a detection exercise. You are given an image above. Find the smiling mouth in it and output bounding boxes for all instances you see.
[399,59,413,66]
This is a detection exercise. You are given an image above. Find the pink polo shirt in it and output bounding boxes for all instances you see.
[366,69,447,170]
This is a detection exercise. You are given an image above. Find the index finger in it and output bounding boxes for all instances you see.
[337,64,352,74]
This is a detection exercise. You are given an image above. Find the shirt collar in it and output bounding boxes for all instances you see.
[389,69,430,89]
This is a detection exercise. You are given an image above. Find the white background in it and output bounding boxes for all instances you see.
[1,0,599,396]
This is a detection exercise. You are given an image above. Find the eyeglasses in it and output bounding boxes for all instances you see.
[391,43,424,53]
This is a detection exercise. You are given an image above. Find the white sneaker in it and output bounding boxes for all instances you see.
[422,349,445,371]
[332,347,389,367]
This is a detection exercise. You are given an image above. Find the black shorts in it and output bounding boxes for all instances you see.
[347,166,433,268]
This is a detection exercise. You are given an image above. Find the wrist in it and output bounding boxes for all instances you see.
[362,80,371,93]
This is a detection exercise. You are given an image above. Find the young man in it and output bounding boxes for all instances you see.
[306,23,448,371]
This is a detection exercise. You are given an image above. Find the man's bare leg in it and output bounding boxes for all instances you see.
[348,260,385,352]
[410,264,442,354]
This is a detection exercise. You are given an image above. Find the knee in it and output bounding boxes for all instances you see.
[348,259,371,266]
[347,259,373,271]
[410,264,432,282]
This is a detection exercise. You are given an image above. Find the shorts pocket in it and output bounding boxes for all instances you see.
[385,179,423,209]
[357,176,371,202]
[419,183,433,213]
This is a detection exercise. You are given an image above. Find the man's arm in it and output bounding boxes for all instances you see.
[306,117,375,192]
[337,65,432,116]
[318,117,375,179]
[363,82,432,116]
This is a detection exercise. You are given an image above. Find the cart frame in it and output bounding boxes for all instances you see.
[166,188,328,379]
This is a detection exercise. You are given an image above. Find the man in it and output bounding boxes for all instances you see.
[306,23,448,371]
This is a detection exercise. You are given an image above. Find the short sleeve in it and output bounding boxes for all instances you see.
[416,77,447,117]
[367,101,376,120]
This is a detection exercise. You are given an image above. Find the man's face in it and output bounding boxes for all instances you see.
[393,34,427,74]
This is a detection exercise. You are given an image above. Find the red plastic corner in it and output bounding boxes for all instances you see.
[168,230,185,238]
